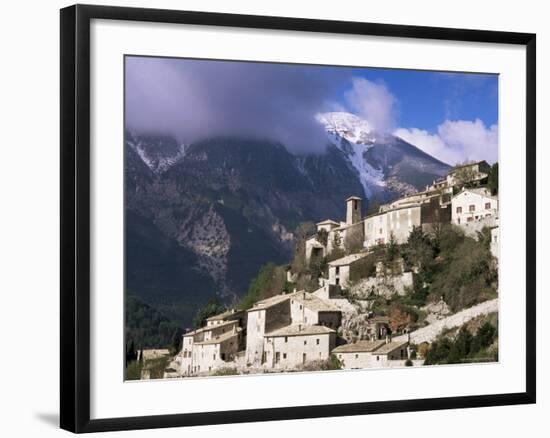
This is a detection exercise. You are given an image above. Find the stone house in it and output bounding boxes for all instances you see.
[245,291,342,367]
[263,324,337,369]
[446,160,491,188]
[451,187,498,226]
[332,339,409,369]
[327,253,369,288]
[364,205,422,247]
[179,319,243,376]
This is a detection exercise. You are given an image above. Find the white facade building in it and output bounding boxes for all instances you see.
[263,325,337,369]
[245,291,341,367]
[327,253,369,288]
[179,319,243,376]
[451,187,498,226]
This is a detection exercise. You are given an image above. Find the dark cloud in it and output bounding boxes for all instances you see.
[125,57,351,154]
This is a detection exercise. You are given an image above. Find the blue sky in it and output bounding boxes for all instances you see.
[126,56,499,165]
[344,68,498,132]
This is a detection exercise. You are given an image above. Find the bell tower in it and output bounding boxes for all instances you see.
[346,196,362,225]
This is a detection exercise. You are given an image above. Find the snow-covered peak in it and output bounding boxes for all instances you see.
[316,112,374,145]
[316,112,384,198]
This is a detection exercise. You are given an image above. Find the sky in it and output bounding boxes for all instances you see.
[125,56,498,165]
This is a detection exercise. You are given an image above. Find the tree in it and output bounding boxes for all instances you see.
[384,232,400,264]
[169,327,183,355]
[471,322,496,354]
[240,263,287,310]
[452,162,479,190]
[487,162,499,195]
[192,296,225,328]
[447,327,473,364]
[316,228,328,247]
[389,304,412,334]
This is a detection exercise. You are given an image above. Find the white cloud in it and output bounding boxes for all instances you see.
[344,77,397,133]
[394,119,498,166]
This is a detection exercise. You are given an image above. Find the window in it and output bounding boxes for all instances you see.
[284,336,288,343]
[304,340,307,345]
[469,204,475,212]
[379,228,383,234]
[275,352,281,363]
[456,206,462,213]
[485,202,491,210]
[355,354,359,359]
[376,356,379,361]
[316,338,320,345]
[299,305,303,310]
[213,354,216,360]
[335,266,340,275]
[467,217,474,222]
[283,353,287,359]
[336,278,340,285]
[302,353,306,364]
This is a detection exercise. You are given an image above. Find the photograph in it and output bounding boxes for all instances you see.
[123,56,500,380]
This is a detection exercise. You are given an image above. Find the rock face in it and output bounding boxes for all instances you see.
[125,113,450,326]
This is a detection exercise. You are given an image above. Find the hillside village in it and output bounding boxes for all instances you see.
[138,160,499,379]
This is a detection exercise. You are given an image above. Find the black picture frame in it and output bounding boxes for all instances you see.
[60,4,536,433]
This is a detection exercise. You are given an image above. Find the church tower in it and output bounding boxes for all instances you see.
[346,196,362,225]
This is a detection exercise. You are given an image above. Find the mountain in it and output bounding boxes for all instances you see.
[125,112,450,327]
[316,112,451,199]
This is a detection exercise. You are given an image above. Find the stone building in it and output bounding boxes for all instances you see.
[305,197,364,262]
[451,187,498,226]
[327,253,369,288]
[245,291,342,367]
[179,318,244,376]
[263,324,337,369]
[446,160,491,188]
[332,339,409,369]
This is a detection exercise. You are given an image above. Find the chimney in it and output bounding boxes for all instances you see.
[346,196,362,225]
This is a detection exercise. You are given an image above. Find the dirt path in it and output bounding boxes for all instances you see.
[395,298,498,345]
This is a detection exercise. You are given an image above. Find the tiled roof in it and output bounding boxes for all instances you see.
[183,319,238,336]
[316,219,340,226]
[332,340,386,353]
[206,309,243,321]
[293,292,340,312]
[194,328,241,345]
[248,292,295,311]
[265,324,335,337]
[372,340,408,354]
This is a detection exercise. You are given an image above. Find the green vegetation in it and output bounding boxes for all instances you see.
[240,262,288,309]
[126,355,171,381]
[192,296,226,328]
[424,317,498,365]
[211,367,240,376]
[125,295,182,350]
[301,354,344,371]
[487,162,499,195]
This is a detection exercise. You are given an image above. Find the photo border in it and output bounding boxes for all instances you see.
[60,4,536,433]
